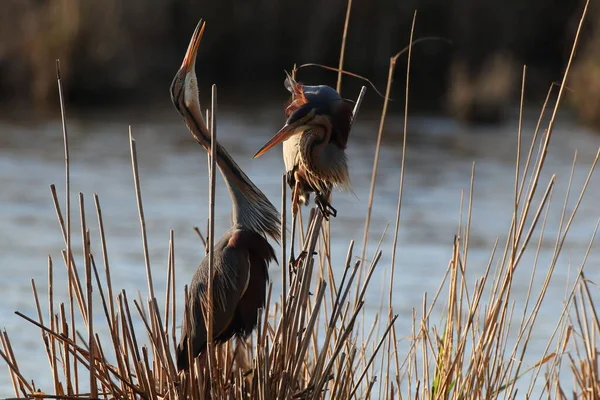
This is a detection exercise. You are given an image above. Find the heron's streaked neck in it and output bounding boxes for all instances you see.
[306,115,333,146]
[179,86,280,242]
[298,118,332,172]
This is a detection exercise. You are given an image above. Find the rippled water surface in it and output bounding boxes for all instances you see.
[0,103,599,396]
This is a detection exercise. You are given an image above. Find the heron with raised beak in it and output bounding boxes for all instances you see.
[170,20,280,371]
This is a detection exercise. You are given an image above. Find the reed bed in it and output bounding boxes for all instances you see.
[2,2,600,399]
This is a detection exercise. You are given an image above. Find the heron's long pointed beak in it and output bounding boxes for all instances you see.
[181,20,206,72]
[253,124,297,158]
[253,112,312,158]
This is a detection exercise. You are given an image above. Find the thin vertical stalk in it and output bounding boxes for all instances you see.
[129,127,155,301]
[281,173,288,360]
[336,0,353,93]
[357,43,405,304]
[206,84,218,390]
[56,59,78,395]
[80,195,97,397]
[48,256,59,394]
[94,194,115,326]
[388,11,416,309]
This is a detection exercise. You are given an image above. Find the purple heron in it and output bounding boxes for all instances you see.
[170,20,280,371]
[253,74,357,265]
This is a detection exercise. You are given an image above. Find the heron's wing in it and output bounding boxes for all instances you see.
[176,231,251,370]
[330,100,355,149]
[229,231,274,335]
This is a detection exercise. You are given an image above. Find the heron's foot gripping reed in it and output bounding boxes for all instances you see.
[315,193,337,220]
[288,250,317,273]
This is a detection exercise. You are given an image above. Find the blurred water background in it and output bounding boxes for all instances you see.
[0,102,599,396]
[1,0,600,397]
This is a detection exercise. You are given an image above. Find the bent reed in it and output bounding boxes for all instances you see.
[2,3,600,399]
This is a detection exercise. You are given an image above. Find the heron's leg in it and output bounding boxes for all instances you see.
[290,248,317,272]
[314,192,337,220]
[288,182,317,272]
[289,215,314,272]
[289,211,299,271]
[288,181,300,270]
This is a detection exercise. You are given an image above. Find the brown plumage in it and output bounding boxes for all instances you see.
[177,230,275,371]
[170,20,280,371]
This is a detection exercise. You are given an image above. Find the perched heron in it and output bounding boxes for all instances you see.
[170,20,280,372]
[254,74,354,219]
[253,74,355,265]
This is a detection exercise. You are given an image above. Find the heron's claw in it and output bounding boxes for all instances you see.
[315,195,337,220]
[288,250,317,273]
[289,251,307,272]
[288,251,304,274]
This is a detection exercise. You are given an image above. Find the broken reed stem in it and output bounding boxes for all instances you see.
[351,86,367,128]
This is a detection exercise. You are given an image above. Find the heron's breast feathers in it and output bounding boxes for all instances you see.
[300,139,351,193]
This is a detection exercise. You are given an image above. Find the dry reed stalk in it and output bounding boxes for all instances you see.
[129,127,155,303]
[357,31,413,308]
[204,83,219,395]
[384,18,417,394]
[386,5,595,396]
[336,0,352,93]
[561,273,600,399]
[388,10,416,308]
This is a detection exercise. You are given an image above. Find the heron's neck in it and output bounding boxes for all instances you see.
[182,108,280,242]
[298,125,331,173]
[216,146,280,240]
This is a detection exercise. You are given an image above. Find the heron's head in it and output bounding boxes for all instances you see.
[170,19,206,120]
[253,77,354,158]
